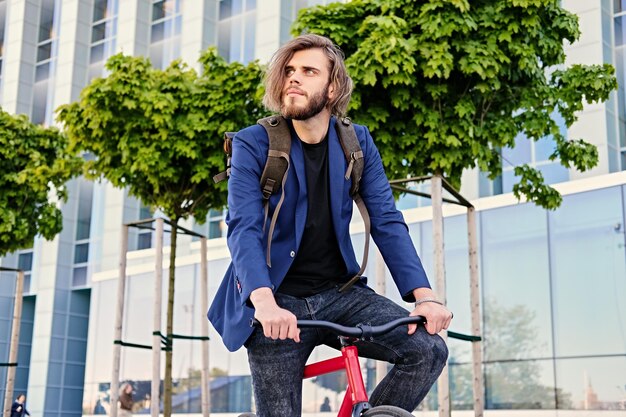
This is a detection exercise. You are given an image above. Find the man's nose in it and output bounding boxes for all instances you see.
[288,71,302,84]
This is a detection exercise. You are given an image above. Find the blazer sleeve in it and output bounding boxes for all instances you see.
[355,124,431,302]
[226,126,274,304]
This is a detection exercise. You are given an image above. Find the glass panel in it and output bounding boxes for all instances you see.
[139,204,152,219]
[485,359,556,409]
[74,243,89,264]
[76,180,94,240]
[151,21,165,43]
[219,0,232,19]
[481,203,553,360]
[535,136,557,162]
[23,273,31,294]
[617,0,626,14]
[217,20,231,60]
[90,43,105,63]
[31,79,49,124]
[245,0,256,11]
[421,215,473,336]
[93,0,108,21]
[555,357,626,410]
[243,11,255,63]
[502,133,531,166]
[550,187,626,357]
[137,232,152,250]
[538,162,569,185]
[149,42,163,69]
[18,252,33,271]
[617,16,626,46]
[0,1,6,51]
[39,0,56,42]
[152,0,166,21]
[35,62,50,81]
[231,0,243,15]
[92,22,106,42]
[37,42,52,61]
[229,15,243,62]
[449,363,475,410]
[208,219,225,239]
[174,14,182,36]
[88,61,104,81]
[73,266,87,287]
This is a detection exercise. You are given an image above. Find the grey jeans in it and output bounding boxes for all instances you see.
[245,284,448,417]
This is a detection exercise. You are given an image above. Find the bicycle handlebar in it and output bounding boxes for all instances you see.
[251,316,425,338]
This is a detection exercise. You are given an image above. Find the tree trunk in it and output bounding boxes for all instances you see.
[467,207,484,417]
[431,174,451,417]
[163,220,178,417]
[3,270,24,417]
[200,237,211,417]
[152,219,165,417]
[110,225,129,417]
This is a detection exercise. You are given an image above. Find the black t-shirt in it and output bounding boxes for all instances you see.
[277,135,348,296]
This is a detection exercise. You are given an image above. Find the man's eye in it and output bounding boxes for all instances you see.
[286,69,295,76]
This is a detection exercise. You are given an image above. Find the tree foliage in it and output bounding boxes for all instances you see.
[57,48,264,221]
[293,0,618,209]
[0,109,82,257]
[57,48,265,416]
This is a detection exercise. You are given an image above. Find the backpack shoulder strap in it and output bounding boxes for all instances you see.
[257,115,291,267]
[258,116,291,199]
[335,117,364,196]
[212,131,236,184]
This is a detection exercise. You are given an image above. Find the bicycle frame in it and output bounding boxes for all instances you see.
[302,342,369,417]
[249,316,426,417]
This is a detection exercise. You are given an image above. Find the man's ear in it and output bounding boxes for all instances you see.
[328,83,335,99]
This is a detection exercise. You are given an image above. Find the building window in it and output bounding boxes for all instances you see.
[31,0,60,126]
[614,1,626,169]
[150,0,182,69]
[479,111,569,198]
[17,250,33,294]
[88,0,118,81]
[137,204,154,249]
[0,0,7,93]
[73,180,94,287]
[218,0,256,63]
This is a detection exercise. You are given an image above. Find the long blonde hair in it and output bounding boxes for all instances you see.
[263,34,353,117]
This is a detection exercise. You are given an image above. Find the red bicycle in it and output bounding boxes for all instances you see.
[240,316,425,417]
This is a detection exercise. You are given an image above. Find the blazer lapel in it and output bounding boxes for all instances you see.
[290,129,307,247]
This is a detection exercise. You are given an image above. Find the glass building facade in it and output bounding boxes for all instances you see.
[1,0,625,415]
[76,179,626,415]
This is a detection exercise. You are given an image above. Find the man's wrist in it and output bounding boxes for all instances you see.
[249,287,276,308]
[414,297,444,307]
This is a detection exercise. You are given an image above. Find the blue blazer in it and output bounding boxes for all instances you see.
[208,117,430,351]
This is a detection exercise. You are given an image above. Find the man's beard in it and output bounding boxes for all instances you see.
[281,84,330,120]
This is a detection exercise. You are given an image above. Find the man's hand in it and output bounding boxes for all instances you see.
[408,287,453,335]
[250,287,300,342]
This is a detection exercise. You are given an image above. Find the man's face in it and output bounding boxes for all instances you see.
[281,48,335,120]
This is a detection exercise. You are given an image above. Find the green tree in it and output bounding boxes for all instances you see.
[0,109,81,257]
[294,2,615,413]
[57,48,264,416]
[293,0,617,209]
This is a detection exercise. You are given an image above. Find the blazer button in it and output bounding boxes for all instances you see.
[290,250,296,258]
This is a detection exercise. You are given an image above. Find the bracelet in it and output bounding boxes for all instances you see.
[414,297,444,307]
